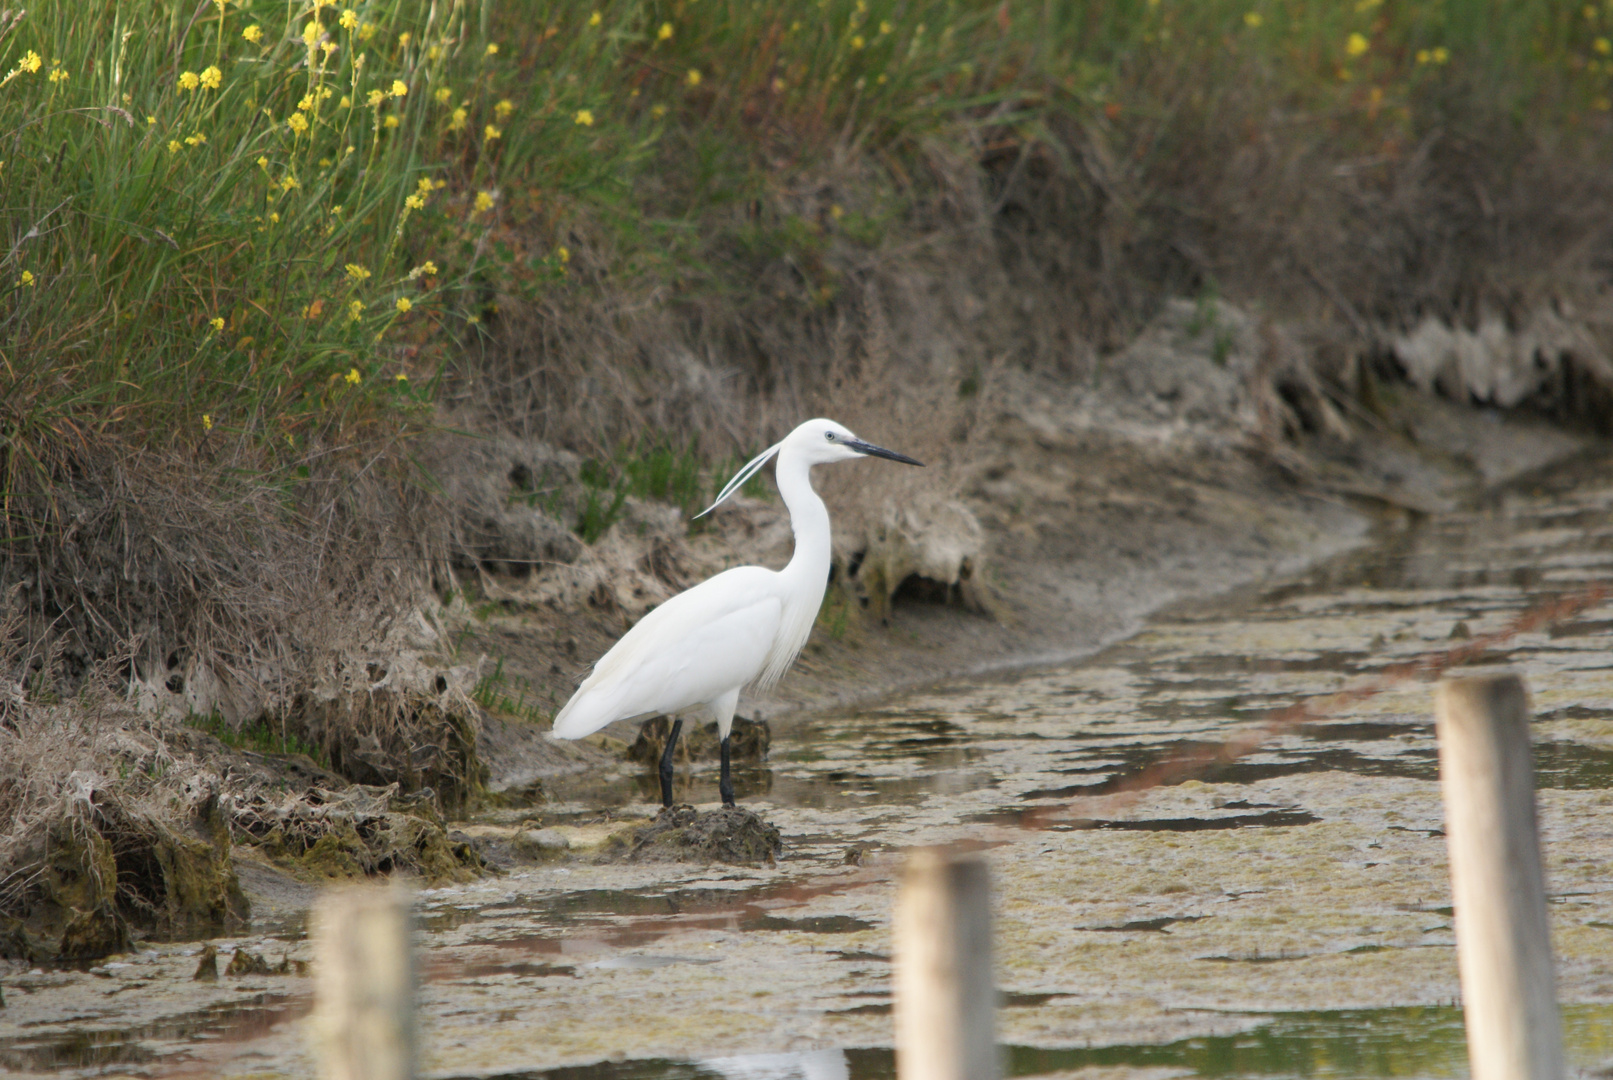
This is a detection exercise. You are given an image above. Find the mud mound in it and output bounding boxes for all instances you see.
[626,716,771,765]
[0,783,247,963]
[227,782,483,883]
[603,806,782,865]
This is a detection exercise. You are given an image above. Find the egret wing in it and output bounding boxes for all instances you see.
[551,567,782,738]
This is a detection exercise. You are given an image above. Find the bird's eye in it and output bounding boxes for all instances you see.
[825,431,835,441]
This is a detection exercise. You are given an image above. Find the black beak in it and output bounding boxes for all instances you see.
[846,438,924,466]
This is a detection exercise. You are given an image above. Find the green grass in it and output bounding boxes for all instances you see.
[4,0,1610,492]
[472,654,549,724]
[186,711,330,766]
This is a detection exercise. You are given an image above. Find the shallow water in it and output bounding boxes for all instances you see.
[8,459,1613,1078]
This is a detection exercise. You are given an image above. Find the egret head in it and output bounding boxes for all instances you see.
[696,418,922,517]
[788,418,925,467]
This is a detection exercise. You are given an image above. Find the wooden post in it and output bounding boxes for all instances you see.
[894,849,998,1080]
[311,886,416,1080]
[1435,674,1564,1080]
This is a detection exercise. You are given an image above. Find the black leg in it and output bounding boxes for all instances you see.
[658,718,683,809]
[719,734,735,808]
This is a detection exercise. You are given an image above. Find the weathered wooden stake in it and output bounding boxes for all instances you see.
[311,886,416,1080]
[1436,674,1564,1080]
[894,849,998,1080]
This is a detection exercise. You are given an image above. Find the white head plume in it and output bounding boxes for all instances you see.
[693,441,782,519]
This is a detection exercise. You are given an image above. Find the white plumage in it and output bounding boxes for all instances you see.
[550,417,922,807]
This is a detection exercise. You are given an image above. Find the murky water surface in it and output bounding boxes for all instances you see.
[9,460,1613,1078]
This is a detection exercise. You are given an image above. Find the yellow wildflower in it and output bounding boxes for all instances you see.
[340,96,351,108]
[1432,45,1449,63]
[474,191,494,213]
[209,316,225,331]
[657,22,673,41]
[303,20,321,46]
[880,20,893,34]
[494,98,514,119]
[435,86,452,104]
[147,115,157,125]
[409,261,438,278]
[348,299,364,320]
[339,9,358,30]
[589,11,602,26]
[48,67,67,84]
[268,212,280,224]
[243,25,263,43]
[168,139,183,153]
[19,51,41,73]
[383,114,399,128]
[203,414,213,430]
[332,205,343,215]
[428,45,441,61]
[396,373,409,382]
[449,106,468,131]
[686,69,701,86]
[178,70,200,91]
[358,22,376,42]
[366,88,385,107]
[345,368,362,385]
[184,132,207,146]
[345,263,371,281]
[485,42,499,55]
[391,79,408,97]
[574,108,594,126]
[287,112,309,133]
[18,270,33,287]
[395,297,412,313]
[650,103,667,118]
[405,193,424,210]
[417,177,434,195]
[298,94,315,111]
[556,246,570,263]
[851,35,865,49]
[1598,37,1612,55]
[484,124,501,141]
[256,156,269,168]
[398,32,411,48]
[200,65,222,90]
[280,175,299,191]
[321,41,337,58]
[1416,48,1430,64]
[1243,11,1262,27]
[1345,32,1369,57]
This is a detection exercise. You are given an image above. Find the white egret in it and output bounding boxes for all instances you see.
[550,418,923,807]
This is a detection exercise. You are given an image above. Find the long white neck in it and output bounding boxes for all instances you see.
[774,446,831,591]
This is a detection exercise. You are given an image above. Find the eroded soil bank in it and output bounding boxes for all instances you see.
[3,398,1611,1079]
